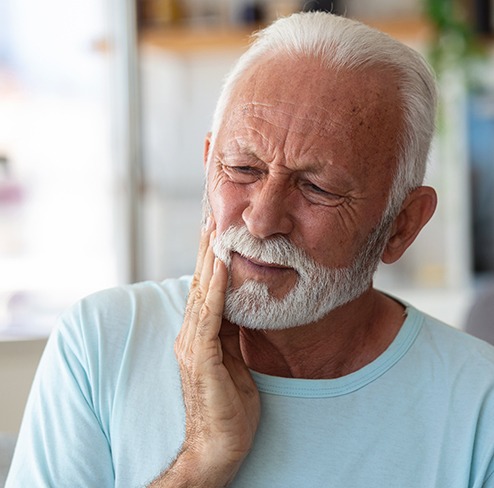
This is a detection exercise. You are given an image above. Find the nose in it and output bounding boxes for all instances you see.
[241,180,294,239]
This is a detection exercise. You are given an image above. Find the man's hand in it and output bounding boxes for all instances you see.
[150,221,261,487]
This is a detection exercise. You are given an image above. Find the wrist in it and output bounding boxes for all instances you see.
[149,444,243,488]
[178,443,243,487]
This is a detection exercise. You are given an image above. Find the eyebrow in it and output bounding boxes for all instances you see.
[219,144,266,164]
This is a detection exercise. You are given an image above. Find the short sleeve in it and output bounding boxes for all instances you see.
[5,308,114,487]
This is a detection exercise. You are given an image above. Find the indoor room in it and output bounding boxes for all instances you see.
[1,0,494,485]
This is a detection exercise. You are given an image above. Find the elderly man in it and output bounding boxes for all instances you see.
[7,11,494,488]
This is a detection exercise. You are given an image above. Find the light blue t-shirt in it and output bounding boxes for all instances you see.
[6,277,494,487]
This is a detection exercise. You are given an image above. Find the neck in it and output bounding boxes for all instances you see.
[238,288,406,379]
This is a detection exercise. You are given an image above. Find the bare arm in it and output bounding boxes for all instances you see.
[148,222,261,487]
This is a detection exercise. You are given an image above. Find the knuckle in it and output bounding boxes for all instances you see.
[188,287,204,308]
[193,287,204,302]
[175,343,195,369]
[184,288,203,319]
[199,301,221,321]
[198,302,211,322]
[190,275,200,290]
[174,334,192,359]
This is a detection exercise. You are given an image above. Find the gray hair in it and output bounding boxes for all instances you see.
[209,11,438,219]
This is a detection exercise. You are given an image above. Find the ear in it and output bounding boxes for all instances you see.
[381,186,437,264]
[203,132,212,168]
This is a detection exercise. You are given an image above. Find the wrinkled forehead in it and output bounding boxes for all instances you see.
[216,56,404,169]
[229,100,345,136]
[223,55,403,136]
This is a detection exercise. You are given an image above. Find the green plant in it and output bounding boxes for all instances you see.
[422,0,484,73]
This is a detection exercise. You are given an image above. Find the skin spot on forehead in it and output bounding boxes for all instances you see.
[231,61,402,129]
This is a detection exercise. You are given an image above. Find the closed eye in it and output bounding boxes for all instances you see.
[222,164,263,183]
[300,180,347,206]
[232,166,258,174]
[306,182,328,194]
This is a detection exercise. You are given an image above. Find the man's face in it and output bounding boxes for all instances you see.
[205,56,403,328]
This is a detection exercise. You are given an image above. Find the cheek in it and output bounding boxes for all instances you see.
[294,214,364,268]
[208,181,247,234]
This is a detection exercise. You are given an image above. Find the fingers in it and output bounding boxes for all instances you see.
[196,257,228,341]
[192,217,215,289]
[199,233,216,292]
[177,217,228,356]
[185,217,215,323]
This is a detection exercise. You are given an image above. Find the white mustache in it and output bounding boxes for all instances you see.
[213,226,319,275]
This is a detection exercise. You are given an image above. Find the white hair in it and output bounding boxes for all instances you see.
[209,11,438,218]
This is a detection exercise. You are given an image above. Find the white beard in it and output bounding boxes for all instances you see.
[212,221,392,330]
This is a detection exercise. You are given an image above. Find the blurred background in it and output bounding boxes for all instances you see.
[0,0,493,444]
